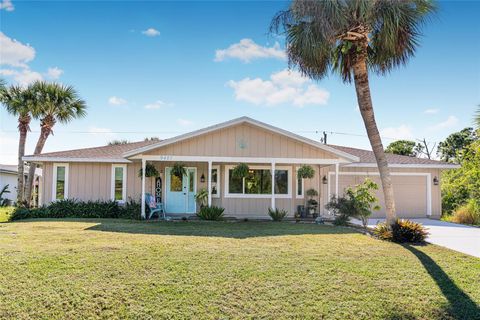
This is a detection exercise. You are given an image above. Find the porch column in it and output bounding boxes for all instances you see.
[141,158,146,219]
[271,162,275,209]
[335,163,339,198]
[207,160,212,207]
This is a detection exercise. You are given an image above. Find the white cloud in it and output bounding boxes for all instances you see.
[424,108,439,114]
[142,28,160,37]
[177,118,193,126]
[88,127,115,137]
[215,38,286,63]
[380,125,414,140]
[0,68,43,86]
[428,116,459,131]
[108,96,127,106]
[45,67,63,79]
[0,0,14,11]
[227,69,329,107]
[144,100,172,110]
[0,32,35,67]
[0,132,18,164]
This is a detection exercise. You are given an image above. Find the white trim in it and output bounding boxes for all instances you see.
[224,165,292,199]
[295,166,305,199]
[141,160,146,219]
[335,163,339,198]
[327,171,432,216]
[207,161,212,207]
[211,165,220,198]
[132,155,350,165]
[23,156,131,163]
[344,163,460,169]
[123,116,360,162]
[52,163,69,201]
[271,162,275,209]
[111,164,127,203]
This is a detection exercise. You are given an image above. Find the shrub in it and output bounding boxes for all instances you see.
[373,219,429,243]
[197,206,225,221]
[9,199,142,221]
[450,199,480,225]
[232,163,249,179]
[268,208,288,221]
[297,165,315,179]
[325,179,380,228]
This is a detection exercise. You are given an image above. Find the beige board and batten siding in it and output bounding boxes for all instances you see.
[320,166,442,218]
[142,123,341,160]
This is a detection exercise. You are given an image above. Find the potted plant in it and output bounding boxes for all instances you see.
[297,164,315,180]
[171,162,187,178]
[138,163,160,194]
[232,163,249,179]
[306,188,319,217]
[195,188,208,209]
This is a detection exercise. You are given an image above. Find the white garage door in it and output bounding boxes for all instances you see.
[330,173,430,218]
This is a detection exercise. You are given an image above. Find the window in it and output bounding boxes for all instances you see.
[296,167,304,199]
[170,174,183,192]
[225,165,291,198]
[52,163,69,201]
[111,165,127,202]
[189,170,194,192]
[211,165,220,198]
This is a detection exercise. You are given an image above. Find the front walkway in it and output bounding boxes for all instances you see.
[352,218,480,258]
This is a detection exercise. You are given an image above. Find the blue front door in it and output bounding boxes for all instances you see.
[165,167,196,214]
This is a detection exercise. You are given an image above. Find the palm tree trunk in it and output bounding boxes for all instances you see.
[352,58,397,225]
[16,115,30,205]
[24,118,53,207]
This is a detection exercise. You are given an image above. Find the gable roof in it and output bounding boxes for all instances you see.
[23,140,158,163]
[330,145,459,168]
[123,116,360,162]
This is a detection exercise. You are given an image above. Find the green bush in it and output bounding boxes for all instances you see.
[197,206,225,221]
[450,199,480,225]
[268,208,288,221]
[9,199,142,221]
[373,219,429,243]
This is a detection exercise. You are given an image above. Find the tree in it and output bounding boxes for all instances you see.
[437,128,477,163]
[108,139,130,145]
[24,82,87,206]
[0,84,38,205]
[385,140,419,157]
[271,0,436,224]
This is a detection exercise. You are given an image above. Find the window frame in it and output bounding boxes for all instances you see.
[111,164,127,203]
[211,165,220,198]
[295,167,305,199]
[224,165,291,199]
[52,163,69,201]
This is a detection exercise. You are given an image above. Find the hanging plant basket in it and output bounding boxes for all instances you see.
[138,163,159,178]
[297,164,315,179]
[232,163,249,179]
[171,162,187,178]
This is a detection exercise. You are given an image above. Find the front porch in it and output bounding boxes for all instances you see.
[135,155,346,219]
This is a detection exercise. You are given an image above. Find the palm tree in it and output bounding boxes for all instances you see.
[271,0,436,225]
[0,84,38,205]
[24,81,87,206]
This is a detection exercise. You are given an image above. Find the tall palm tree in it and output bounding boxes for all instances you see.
[0,84,38,205]
[272,0,436,225]
[24,81,87,206]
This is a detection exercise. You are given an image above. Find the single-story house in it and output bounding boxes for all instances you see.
[0,164,42,206]
[23,117,458,219]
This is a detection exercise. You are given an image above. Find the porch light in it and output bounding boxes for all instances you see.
[322,175,328,184]
[200,173,205,183]
[433,176,439,186]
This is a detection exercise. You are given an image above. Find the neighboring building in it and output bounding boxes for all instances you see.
[23,117,458,219]
[0,164,42,206]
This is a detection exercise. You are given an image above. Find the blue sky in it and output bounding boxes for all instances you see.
[1,0,479,164]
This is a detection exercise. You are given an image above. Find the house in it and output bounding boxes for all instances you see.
[0,164,42,206]
[22,117,458,219]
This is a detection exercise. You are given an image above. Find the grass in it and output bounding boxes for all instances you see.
[0,219,479,319]
[0,206,14,222]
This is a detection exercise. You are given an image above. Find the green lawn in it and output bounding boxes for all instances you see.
[0,219,479,319]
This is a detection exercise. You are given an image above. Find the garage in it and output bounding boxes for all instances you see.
[327,172,431,219]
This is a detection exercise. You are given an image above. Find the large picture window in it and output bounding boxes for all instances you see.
[225,166,291,198]
[52,163,69,201]
[111,164,127,202]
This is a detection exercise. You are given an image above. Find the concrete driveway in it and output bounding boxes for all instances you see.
[353,218,480,258]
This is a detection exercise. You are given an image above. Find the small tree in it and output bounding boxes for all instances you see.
[326,179,380,229]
